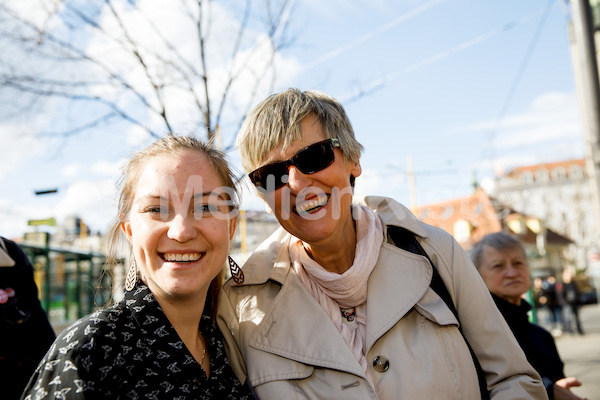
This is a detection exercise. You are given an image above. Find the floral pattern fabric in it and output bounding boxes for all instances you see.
[21,280,250,400]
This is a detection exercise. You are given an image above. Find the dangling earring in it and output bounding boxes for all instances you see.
[228,256,244,284]
[125,259,137,291]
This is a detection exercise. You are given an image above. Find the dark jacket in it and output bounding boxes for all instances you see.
[0,237,56,400]
[492,294,565,399]
[561,281,581,306]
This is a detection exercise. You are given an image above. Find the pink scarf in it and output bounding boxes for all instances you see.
[289,204,383,386]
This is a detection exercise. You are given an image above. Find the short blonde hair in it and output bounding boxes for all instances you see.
[237,88,364,174]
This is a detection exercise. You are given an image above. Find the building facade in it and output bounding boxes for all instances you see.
[491,159,598,272]
[417,188,572,277]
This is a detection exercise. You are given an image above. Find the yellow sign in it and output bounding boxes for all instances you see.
[27,217,56,227]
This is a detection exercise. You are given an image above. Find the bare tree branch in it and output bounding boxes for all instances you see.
[105,0,173,133]
[0,0,298,145]
[196,0,213,140]
[3,79,158,137]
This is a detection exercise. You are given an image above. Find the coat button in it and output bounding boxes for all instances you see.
[372,355,390,372]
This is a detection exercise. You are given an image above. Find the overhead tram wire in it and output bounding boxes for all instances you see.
[224,0,447,152]
[301,0,449,73]
[483,0,556,170]
[340,8,549,104]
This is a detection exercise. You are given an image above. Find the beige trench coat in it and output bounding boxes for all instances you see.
[217,196,547,399]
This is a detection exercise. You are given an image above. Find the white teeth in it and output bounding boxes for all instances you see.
[162,253,201,262]
[296,194,328,214]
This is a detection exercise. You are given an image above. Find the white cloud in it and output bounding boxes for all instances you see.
[0,196,55,240]
[451,91,585,175]
[1,178,118,239]
[79,0,303,141]
[61,163,81,178]
[353,168,409,202]
[53,179,117,233]
[452,91,582,148]
[303,0,367,20]
[91,159,125,177]
[2,0,60,28]
[125,125,154,147]
[0,131,45,181]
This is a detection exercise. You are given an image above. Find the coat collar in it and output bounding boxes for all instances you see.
[243,240,433,379]
[238,196,429,286]
[237,227,292,286]
[358,195,428,239]
[230,196,438,379]
[243,229,433,377]
[0,238,15,267]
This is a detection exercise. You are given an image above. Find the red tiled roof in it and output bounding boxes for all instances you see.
[417,188,572,248]
[417,188,501,248]
[504,159,585,179]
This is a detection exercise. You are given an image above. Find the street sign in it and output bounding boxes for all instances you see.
[27,217,56,227]
[23,232,49,245]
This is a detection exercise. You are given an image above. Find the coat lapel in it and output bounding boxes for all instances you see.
[248,267,365,379]
[365,242,432,352]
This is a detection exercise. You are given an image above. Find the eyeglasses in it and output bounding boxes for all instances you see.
[249,138,341,191]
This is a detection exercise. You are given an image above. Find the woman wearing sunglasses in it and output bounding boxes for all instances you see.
[217,89,546,399]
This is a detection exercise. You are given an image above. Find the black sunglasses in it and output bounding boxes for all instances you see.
[249,138,341,191]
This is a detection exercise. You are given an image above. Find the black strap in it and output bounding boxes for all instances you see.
[387,226,490,400]
[244,377,259,400]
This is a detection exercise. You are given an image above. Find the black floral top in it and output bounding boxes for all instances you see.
[21,280,251,400]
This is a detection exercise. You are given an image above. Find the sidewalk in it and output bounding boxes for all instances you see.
[539,304,600,399]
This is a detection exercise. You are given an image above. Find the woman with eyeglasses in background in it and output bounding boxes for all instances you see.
[216,88,546,399]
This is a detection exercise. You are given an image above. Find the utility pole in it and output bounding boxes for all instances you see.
[570,0,600,292]
[407,155,418,214]
[570,0,600,245]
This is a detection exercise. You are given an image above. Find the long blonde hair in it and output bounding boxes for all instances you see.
[105,134,239,322]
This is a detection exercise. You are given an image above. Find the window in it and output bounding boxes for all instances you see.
[442,205,454,220]
[551,167,566,181]
[453,220,471,242]
[569,165,583,180]
[535,169,549,183]
[521,171,534,185]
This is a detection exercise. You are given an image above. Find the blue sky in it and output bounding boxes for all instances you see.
[0,0,585,239]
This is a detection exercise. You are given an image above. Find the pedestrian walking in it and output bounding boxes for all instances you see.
[561,269,584,335]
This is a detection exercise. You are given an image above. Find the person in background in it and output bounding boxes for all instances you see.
[217,88,546,399]
[0,237,56,400]
[21,135,253,399]
[561,269,584,336]
[471,231,587,400]
[540,275,563,334]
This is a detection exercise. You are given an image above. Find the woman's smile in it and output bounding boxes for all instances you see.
[159,252,203,263]
[294,193,330,216]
